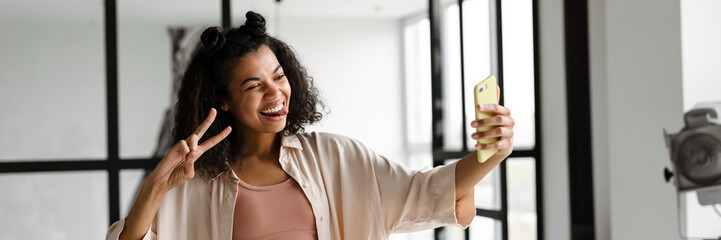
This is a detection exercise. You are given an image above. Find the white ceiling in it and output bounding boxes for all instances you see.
[0,0,428,23]
[235,0,427,18]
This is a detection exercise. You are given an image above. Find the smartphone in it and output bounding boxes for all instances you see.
[474,75,499,163]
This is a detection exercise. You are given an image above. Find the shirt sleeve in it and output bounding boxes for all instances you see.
[105,219,156,240]
[331,135,467,233]
[372,154,467,233]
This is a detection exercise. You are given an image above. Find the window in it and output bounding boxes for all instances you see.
[402,0,541,239]
[0,0,222,239]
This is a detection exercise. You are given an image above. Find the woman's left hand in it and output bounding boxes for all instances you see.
[455,103,515,225]
[470,104,515,159]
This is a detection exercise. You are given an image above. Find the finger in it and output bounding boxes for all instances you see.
[186,126,231,165]
[156,140,190,172]
[187,133,199,152]
[193,108,217,138]
[496,85,501,102]
[471,115,515,128]
[477,104,511,116]
[472,127,514,140]
[198,126,232,153]
[475,137,513,150]
[185,149,201,164]
[183,156,196,179]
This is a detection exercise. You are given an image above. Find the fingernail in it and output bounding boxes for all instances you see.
[477,104,484,110]
[471,122,478,127]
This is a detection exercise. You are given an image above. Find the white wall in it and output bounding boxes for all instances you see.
[681,0,721,111]
[589,0,683,239]
[680,1,721,238]
[278,17,407,163]
[537,1,571,240]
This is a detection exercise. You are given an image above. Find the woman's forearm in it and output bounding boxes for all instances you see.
[454,151,505,200]
[456,104,515,200]
[118,179,168,240]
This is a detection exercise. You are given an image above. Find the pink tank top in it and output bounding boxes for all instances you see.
[232,177,317,240]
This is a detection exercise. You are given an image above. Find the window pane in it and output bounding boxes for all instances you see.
[442,225,467,239]
[390,229,434,240]
[462,0,493,151]
[404,18,433,146]
[501,0,535,150]
[118,0,220,158]
[470,216,501,240]
[0,171,108,239]
[403,17,434,169]
[508,158,537,240]
[0,0,106,161]
[442,3,464,152]
[120,169,147,218]
[408,152,433,171]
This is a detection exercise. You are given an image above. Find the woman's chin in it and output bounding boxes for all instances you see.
[264,120,287,133]
[243,115,287,134]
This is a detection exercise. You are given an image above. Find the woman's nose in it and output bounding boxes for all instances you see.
[263,81,282,96]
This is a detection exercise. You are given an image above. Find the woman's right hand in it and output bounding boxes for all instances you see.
[147,108,232,193]
[118,108,231,240]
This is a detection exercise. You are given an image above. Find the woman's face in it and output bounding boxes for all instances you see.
[222,45,291,136]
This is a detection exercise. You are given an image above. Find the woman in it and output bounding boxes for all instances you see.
[107,11,515,240]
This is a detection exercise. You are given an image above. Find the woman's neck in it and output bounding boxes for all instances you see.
[232,130,289,186]
[236,130,280,160]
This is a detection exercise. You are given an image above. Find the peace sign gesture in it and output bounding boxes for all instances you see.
[147,108,232,192]
[119,109,231,239]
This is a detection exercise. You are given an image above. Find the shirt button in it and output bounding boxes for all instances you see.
[320,216,324,222]
[302,182,309,188]
[283,159,290,164]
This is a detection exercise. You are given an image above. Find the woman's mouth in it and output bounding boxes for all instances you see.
[259,102,288,118]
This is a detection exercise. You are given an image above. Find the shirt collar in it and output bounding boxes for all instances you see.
[281,134,303,150]
[212,133,302,181]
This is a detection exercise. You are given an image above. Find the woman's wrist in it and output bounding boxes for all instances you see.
[119,177,167,240]
[142,177,170,200]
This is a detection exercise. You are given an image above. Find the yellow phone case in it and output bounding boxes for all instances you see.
[474,75,499,163]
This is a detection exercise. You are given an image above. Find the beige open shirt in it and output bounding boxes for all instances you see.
[106,132,466,240]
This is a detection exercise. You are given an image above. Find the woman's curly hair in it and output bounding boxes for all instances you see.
[173,11,324,178]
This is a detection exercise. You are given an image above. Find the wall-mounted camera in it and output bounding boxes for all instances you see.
[664,102,721,239]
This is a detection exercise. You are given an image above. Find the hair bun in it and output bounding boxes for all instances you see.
[201,26,226,54]
[244,11,267,36]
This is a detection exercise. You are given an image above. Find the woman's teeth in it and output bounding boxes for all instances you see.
[260,104,283,114]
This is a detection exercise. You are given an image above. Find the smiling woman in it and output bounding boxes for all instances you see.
[172,18,323,179]
[106,10,515,240]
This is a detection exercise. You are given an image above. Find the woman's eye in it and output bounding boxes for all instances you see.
[274,74,285,80]
[246,84,260,90]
